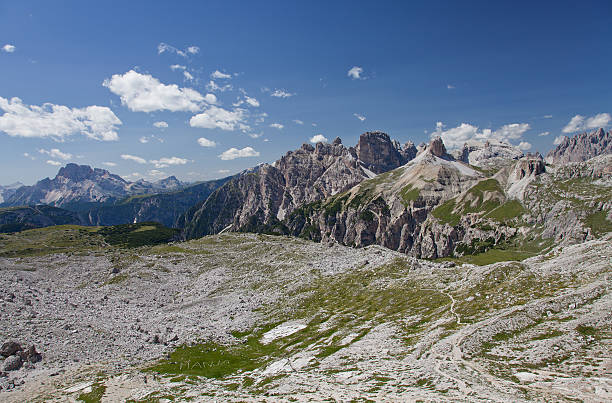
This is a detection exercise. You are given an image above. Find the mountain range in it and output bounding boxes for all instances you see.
[1,128,611,260]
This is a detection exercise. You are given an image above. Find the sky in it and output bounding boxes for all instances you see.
[1,0,611,185]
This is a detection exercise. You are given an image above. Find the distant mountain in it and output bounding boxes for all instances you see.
[546,128,611,164]
[0,205,82,233]
[1,163,186,211]
[0,182,24,204]
[454,139,524,169]
[181,132,416,238]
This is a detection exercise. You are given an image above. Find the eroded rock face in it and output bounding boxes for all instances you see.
[357,131,416,174]
[509,153,546,181]
[428,136,447,157]
[546,128,611,164]
[183,133,417,239]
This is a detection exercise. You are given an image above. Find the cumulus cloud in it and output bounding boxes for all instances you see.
[431,121,531,149]
[562,113,611,133]
[46,160,62,166]
[190,106,246,131]
[347,66,364,80]
[447,84,455,89]
[293,119,304,125]
[183,71,194,81]
[186,46,199,54]
[538,131,550,136]
[0,97,121,141]
[150,156,190,168]
[197,137,216,147]
[102,162,117,167]
[554,135,567,145]
[103,70,206,113]
[206,80,232,92]
[310,134,328,143]
[39,148,72,160]
[219,146,259,160]
[353,113,366,121]
[269,123,284,129]
[270,89,294,98]
[121,154,147,164]
[153,121,168,128]
[170,64,185,71]
[543,115,553,119]
[518,141,532,151]
[2,44,16,53]
[211,70,231,79]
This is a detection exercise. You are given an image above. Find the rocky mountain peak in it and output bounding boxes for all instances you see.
[332,137,342,145]
[427,136,447,157]
[56,163,96,182]
[510,153,545,181]
[546,128,611,164]
[357,131,416,174]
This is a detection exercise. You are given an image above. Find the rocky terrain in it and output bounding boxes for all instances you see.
[0,183,23,204]
[0,226,609,401]
[546,128,612,164]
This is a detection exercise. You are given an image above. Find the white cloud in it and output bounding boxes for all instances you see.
[293,119,304,125]
[270,89,294,98]
[218,169,230,174]
[153,121,168,128]
[170,64,186,71]
[353,113,366,122]
[310,134,328,144]
[150,156,190,168]
[0,97,121,141]
[121,154,147,164]
[183,71,194,81]
[554,135,567,145]
[562,113,611,133]
[347,66,364,80]
[103,70,206,113]
[2,44,16,53]
[211,70,231,79]
[431,121,531,149]
[219,146,260,160]
[190,106,246,131]
[245,96,259,107]
[139,135,164,144]
[204,93,218,104]
[518,141,532,151]
[46,160,62,166]
[39,148,72,160]
[23,152,35,160]
[102,162,116,167]
[157,42,196,58]
[543,115,553,119]
[197,137,216,147]
[269,123,284,129]
[147,169,168,179]
[447,84,455,89]
[206,80,232,92]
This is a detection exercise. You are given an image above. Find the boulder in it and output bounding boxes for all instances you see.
[3,355,22,371]
[0,341,22,358]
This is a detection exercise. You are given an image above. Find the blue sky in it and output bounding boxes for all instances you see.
[1,0,611,185]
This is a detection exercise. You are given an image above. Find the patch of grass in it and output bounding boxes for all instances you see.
[431,199,460,226]
[486,200,525,222]
[399,184,420,206]
[575,325,599,337]
[584,210,612,237]
[0,225,104,257]
[77,381,106,403]
[97,222,179,248]
[103,273,129,285]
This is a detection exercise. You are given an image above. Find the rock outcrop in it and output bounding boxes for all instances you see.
[546,128,611,164]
